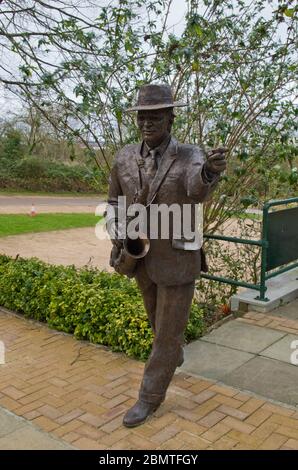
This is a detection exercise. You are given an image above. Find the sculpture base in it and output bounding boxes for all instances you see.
[230,267,298,313]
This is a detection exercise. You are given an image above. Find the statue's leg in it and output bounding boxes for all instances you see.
[138,280,195,406]
[123,261,195,427]
[135,259,157,333]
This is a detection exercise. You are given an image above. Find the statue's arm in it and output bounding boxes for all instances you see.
[184,147,221,202]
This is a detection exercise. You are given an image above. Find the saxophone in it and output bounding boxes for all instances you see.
[107,183,150,277]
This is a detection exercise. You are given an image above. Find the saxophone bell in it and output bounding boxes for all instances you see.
[123,233,150,259]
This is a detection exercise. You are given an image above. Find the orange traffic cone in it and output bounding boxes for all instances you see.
[30,204,37,217]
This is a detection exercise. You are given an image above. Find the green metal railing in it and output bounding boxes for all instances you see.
[201,197,298,302]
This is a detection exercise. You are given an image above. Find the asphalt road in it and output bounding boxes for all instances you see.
[0,195,103,206]
[0,195,106,214]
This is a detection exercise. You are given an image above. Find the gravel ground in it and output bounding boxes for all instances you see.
[0,226,112,271]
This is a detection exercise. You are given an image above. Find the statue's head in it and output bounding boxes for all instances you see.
[127,84,187,148]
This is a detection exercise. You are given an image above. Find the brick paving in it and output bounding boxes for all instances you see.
[0,307,298,450]
[238,312,298,335]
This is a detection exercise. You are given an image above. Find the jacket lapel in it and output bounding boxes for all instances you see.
[131,143,143,191]
[146,137,178,204]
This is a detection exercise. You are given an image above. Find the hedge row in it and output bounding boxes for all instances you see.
[0,255,207,361]
[0,156,108,193]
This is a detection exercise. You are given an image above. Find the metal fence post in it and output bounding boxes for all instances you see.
[256,202,269,301]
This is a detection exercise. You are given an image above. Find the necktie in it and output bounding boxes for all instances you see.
[145,149,158,179]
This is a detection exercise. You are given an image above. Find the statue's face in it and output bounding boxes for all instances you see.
[137,109,172,148]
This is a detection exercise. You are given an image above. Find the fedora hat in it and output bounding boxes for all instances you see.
[127,84,187,111]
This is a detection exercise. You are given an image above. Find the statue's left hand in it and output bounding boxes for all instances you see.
[205,147,227,174]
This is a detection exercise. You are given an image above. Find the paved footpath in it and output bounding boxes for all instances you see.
[0,406,73,450]
[0,306,298,450]
[182,300,298,408]
[0,195,104,214]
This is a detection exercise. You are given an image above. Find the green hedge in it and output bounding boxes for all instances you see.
[0,156,107,193]
[0,255,207,361]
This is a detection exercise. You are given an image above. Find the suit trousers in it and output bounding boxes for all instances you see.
[135,259,195,405]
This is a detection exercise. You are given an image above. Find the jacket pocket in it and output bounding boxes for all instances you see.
[172,236,202,251]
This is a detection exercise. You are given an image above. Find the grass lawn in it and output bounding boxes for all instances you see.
[0,213,103,237]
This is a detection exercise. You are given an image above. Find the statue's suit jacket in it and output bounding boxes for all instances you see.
[107,136,219,286]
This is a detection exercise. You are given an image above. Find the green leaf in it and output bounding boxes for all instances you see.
[194,24,203,37]
[283,8,295,18]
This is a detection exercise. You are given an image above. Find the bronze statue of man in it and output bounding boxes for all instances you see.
[106,84,226,427]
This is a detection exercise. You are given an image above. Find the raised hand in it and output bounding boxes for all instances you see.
[205,147,227,174]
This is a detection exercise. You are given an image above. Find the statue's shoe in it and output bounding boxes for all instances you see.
[123,400,160,428]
